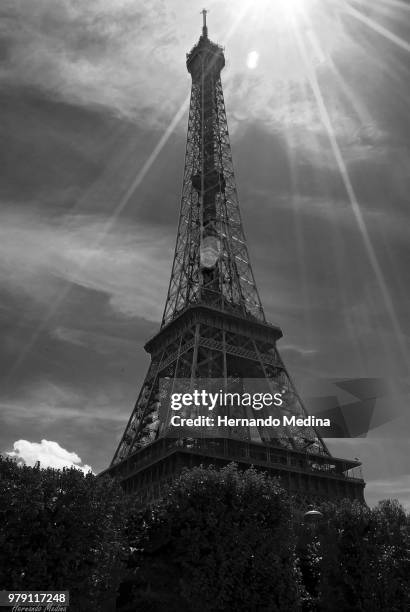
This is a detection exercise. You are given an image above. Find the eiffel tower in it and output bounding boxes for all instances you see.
[103,13,365,507]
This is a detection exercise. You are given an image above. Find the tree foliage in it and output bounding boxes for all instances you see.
[0,455,127,611]
[301,498,410,612]
[1,453,409,612]
[124,463,303,612]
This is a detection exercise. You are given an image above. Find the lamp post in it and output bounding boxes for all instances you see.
[303,506,323,530]
[298,506,324,609]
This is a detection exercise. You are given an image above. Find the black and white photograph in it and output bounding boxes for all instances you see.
[0,1,409,610]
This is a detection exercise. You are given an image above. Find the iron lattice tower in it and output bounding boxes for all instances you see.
[103,14,365,506]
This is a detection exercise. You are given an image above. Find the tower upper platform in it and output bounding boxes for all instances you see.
[186,15,225,81]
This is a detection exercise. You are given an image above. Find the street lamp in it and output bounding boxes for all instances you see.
[303,506,324,528]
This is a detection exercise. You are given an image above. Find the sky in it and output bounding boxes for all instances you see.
[0,0,409,509]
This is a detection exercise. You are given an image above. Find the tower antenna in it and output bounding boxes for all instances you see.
[201,8,208,37]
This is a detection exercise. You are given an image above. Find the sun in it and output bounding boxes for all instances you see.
[236,0,317,73]
[279,0,305,20]
[239,0,309,23]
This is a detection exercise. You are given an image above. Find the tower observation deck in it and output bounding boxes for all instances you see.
[101,14,365,508]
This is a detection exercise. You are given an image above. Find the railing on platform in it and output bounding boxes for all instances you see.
[107,437,364,484]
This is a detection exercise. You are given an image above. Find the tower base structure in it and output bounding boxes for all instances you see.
[100,436,365,508]
[102,304,365,507]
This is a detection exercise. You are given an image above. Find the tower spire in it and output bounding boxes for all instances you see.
[201,8,208,38]
[164,24,263,325]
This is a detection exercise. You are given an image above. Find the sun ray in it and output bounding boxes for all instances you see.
[6,8,256,378]
[280,80,315,347]
[288,11,410,369]
[299,9,380,141]
[5,96,190,380]
[224,0,254,41]
[353,0,410,13]
[99,97,190,234]
[327,58,377,129]
[344,1,410,53]
[8,1,409,379]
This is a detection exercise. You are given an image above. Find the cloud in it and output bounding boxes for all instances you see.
[1,380,129,426]
[280,344,318,357]
[51,325,139,354]
[0,378,134,475]
[0,0,186,124]
[7,439,94,473]
[0,0,398,157]
[0,210,172,320]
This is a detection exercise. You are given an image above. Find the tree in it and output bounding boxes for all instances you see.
[301,498,410,612]
[369,499,410,611]
[0,455,127,611]
[123,463,303,612]
[3,453,408,611]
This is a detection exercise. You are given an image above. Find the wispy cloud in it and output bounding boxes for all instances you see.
[0,210,172,320]
[51,325,138,353]
[0,0,395,158]
[280,344,318,356]
[1,0,184,123]
[1,380,129,426]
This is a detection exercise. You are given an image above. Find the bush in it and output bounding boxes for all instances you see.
[301,498,410,612]
[2,453,409,611]
[0,455,127,611]
[123,463,303,612]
